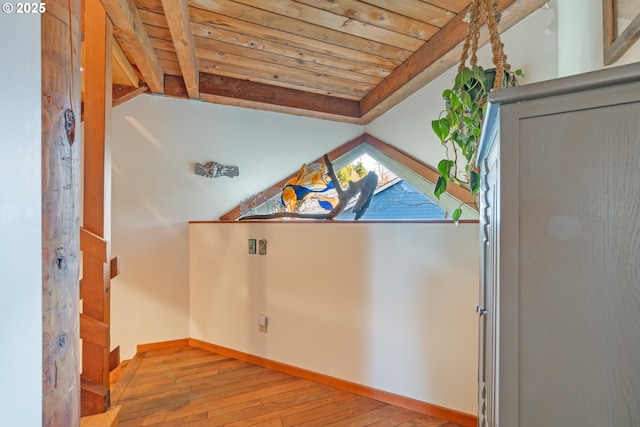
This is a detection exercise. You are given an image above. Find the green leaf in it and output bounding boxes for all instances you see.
[453,132,470,150]
[459,90,472,108]
[453,69,466,90]
[434,176,447,200]
[472,65,485,81]
[437,159,454,182]
[461,67,474,83]
[465,140,479,159]
[446,90,462,111]
[452,207,462,223]
[442,89,454,103]
[470,170,480,194]
[463,147,475,162]
[448,107,461,126]
[431,118,450,143]
[461,116,475,130]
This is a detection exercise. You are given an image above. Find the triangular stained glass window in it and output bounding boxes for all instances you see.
[224,135,479,221]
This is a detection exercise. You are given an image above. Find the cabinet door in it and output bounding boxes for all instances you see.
[478,138,499,427]
[506,92,640,426]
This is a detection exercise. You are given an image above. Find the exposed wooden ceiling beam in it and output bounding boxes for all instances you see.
[359,0,549,124]
[99,0,548,119]
[112,83,148,107]
[199,73,361,118]
[164,74,189,98]
[111,38,139,87]
[100,0,164,93]
[160,0,199,98]
[164,73,361,121]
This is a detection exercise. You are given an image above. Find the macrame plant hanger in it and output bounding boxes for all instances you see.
[458,0,511,90]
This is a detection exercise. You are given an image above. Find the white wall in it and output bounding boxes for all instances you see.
[111,97,364,358]
[557,0,602,76]
[189,222,479,415]
[0,14,42,427]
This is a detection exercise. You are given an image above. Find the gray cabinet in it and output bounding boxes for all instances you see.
[477,62,640,427]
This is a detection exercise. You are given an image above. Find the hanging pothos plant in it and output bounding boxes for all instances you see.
[432,0,522,222]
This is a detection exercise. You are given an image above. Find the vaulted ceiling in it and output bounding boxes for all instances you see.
[97,0,548,123]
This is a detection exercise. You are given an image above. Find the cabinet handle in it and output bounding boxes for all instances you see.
[475,304,487,316]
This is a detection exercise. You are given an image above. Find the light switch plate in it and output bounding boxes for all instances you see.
[257,315,268,332]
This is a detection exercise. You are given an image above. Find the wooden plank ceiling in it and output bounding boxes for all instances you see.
[90,0,548,123]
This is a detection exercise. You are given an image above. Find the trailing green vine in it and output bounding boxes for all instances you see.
[430,0,523,222]
[432,66,522,222]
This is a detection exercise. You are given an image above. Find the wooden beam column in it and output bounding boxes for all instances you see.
[42,0,82,425]
[81,0,113,416]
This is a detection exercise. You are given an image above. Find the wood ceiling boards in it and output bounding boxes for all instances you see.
[87,0,548,123]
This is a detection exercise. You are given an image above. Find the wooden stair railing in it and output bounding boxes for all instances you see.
[79,230,120,416]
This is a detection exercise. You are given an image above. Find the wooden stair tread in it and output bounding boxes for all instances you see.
[80,404,121,427]
[110,359,130,388]
[111,353,145,405]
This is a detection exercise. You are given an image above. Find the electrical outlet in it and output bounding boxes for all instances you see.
[257,315,268,333]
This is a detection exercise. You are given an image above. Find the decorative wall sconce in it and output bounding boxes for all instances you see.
[194,161,239,178]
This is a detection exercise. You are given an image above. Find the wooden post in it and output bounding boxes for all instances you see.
[42,0,82,425]
[81,0,113,416]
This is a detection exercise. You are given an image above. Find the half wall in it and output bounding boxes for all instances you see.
[189,221,479,415]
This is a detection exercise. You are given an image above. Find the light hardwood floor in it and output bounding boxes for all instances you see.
[111,346,467,427]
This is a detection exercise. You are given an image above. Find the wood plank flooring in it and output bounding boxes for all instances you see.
[112,346,466,427]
